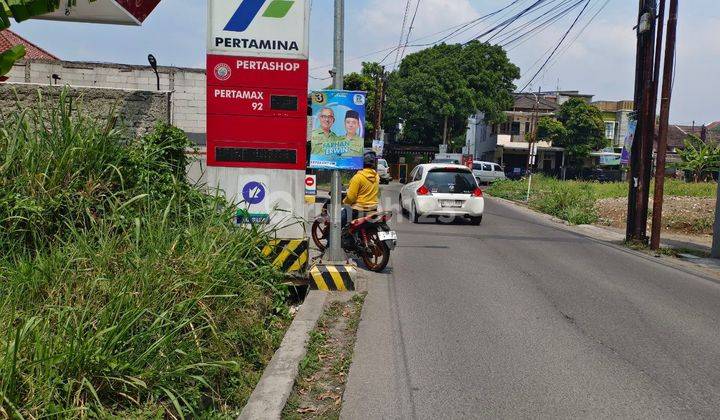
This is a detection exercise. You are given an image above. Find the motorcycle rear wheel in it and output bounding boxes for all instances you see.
[311,219,329,251]
[361,230,390,272]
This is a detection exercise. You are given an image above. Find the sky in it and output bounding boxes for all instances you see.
[11,0,719,125]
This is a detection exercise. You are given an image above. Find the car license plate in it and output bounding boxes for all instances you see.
[377,231,397,241]
[440,200,463,208]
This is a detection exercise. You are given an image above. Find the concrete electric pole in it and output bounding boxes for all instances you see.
[327,0,346,262]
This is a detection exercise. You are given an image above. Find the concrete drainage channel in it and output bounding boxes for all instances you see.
[239,287,366,420]
[238,290,327,419]
[240,238,367,419]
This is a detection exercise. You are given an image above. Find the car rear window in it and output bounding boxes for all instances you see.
[425,168,476,193]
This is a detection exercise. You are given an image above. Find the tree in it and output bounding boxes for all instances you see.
[340,62,385,143]
[536,117,567,144]
[537,98,605,167]
[1,0,98,77]
[384,41,519,145]
[674,134,720,182]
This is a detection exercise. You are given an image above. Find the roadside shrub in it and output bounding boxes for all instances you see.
[486,178,528,201]
[0,90,288,417]
[530,183,597,225]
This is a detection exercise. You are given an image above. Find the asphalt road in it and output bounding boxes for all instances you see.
[341,183,720,419]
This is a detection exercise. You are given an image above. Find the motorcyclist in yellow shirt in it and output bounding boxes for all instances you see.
[341,153,380,227]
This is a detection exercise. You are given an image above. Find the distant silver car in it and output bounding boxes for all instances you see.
[377,158,392,184]
[472,161,506,184]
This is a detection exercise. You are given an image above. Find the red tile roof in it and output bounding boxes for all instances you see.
[0,29,58,60]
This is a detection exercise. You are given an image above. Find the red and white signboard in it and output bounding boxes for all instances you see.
[206,0,310,170]
[304,175,317,196]
[206,54,308,169]
[34,0,162,25]
[204,0,310,238]
[207,55,308,88]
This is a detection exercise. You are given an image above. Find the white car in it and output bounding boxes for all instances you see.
[399,164,484,225]
[472,161,506,184]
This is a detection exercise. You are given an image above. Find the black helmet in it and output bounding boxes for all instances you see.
[363,152,376,168]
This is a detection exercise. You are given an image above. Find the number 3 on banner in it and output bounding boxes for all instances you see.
[312,92,326,105]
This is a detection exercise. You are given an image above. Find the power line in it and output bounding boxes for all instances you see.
[466,0,551,43]
[518,0,593,92]
[431,0,530,45]
[392,0,413,70]
[498,0,585,47]
[399,0,422,63]
[536,0,612,84]
[309,0,530,71]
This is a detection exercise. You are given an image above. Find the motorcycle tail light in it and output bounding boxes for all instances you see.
[417,185,431,196]
[472,187,483,197]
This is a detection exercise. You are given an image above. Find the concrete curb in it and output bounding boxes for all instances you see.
[238,291,327,420]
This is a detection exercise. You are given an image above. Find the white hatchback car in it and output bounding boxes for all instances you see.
[399,164,484,225]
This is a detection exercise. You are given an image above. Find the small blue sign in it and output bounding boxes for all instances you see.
[242,181,266,205]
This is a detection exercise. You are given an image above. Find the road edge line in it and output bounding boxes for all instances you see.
[239,291,327,420]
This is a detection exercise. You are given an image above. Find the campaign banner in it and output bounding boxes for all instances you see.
[309,90,366,170]
[372,139,384,157]
[620,119,637,166]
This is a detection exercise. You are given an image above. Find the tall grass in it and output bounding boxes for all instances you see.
[487,175,717,225]
[0,91,289,417]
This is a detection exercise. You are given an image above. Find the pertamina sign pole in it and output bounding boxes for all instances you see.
[206,0,310,238]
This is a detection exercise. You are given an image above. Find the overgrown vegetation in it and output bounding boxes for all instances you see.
[487,175,717,226]
[283,294,366,419]
[673,134,720,182]
[0,91,290,418]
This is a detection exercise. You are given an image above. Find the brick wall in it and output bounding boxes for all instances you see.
[4,59,206,144]
[0,83,170,138]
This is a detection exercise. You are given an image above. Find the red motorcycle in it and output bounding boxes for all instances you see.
[311,201,396,272]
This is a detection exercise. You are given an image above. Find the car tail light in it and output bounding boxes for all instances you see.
[472,187,483,197]
[417,185,431,196]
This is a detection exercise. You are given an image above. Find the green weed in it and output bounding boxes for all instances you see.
[0,90,289,417]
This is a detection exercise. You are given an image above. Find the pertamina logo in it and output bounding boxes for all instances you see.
[225,0,295,32]
[214,63,232,81]
[215,0,300,53]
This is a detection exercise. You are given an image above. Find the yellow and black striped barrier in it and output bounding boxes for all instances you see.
[262,239,309,273]
[309,264,356,291]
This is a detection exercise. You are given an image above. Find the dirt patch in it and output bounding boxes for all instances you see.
[282,293,366,419]
[596,196,716,235]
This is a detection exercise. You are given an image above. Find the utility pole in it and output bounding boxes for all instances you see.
[373,67,386,140]
[377,71,386,141]
[327,0,345,262]
[650,0,677,250]
[526,90,539,202]
[443,115,449,147]
[626,0,658,243]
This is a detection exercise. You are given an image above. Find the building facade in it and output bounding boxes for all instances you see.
[592,100,634,148]
[466,93,566,176]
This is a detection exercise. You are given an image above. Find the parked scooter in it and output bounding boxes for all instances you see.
[311,193,396,272]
